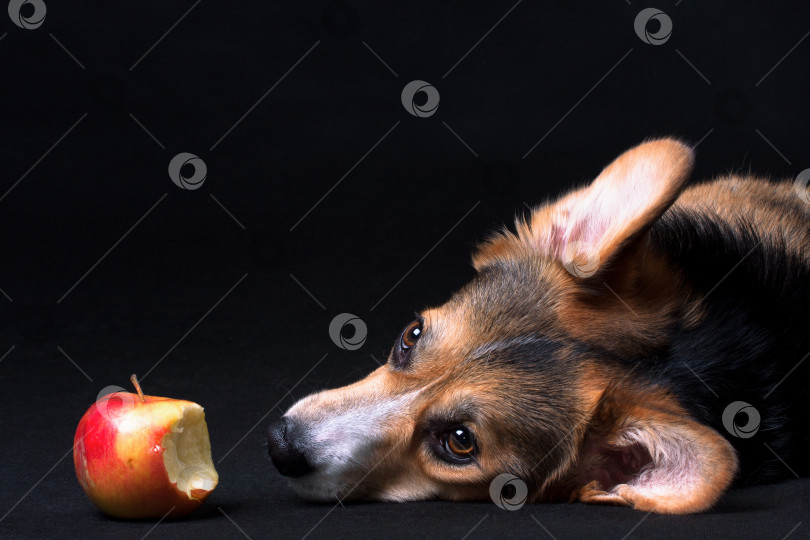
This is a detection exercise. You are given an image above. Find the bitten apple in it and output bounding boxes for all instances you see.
[73,375,219,519]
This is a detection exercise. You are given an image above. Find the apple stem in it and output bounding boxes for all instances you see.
[130,374,145,402]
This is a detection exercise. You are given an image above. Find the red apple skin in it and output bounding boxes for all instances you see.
[73,393,214,519]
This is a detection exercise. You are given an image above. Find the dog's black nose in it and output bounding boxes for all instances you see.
[267,417,313,478]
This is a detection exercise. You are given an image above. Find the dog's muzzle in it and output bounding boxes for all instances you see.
[266,417,313,478]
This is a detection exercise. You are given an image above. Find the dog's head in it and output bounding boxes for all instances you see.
[268,139,738,514]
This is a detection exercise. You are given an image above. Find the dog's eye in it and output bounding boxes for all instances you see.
[442,427,476,461]
[401,320,422,349]
[394,319,422,367]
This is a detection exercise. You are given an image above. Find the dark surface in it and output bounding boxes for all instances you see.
[1,1,809,538]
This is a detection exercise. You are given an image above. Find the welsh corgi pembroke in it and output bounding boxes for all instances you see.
[268,138,809,514]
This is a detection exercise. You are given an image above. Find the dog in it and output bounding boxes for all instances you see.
[267,138,809,514]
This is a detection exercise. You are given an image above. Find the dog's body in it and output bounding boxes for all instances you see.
[268,139,809,513]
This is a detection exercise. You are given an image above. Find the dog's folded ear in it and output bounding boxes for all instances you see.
[474,138,694,275]
[570,385,738,514]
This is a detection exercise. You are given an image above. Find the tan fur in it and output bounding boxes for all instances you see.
[675,176,809,260]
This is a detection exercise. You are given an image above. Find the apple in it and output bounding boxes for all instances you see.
[73,375,219,519]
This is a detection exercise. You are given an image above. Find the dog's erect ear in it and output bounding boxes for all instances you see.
[474,138,694,275]
[570,386,737,514]
[540,138,694,276]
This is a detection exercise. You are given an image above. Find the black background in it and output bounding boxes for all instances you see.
[1,1,809,538]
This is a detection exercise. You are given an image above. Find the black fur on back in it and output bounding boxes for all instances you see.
[645,204,810,484]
